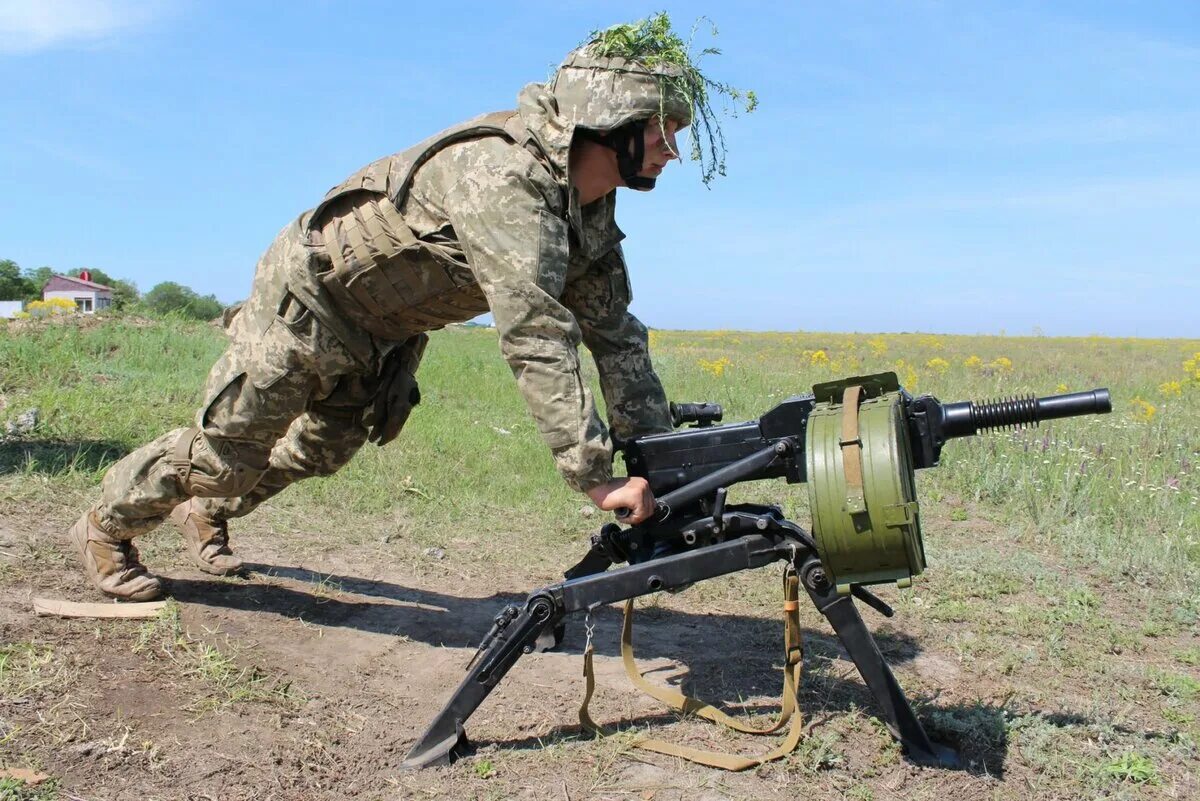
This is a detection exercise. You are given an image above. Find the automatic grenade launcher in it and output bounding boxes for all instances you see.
[402,372,1112,770]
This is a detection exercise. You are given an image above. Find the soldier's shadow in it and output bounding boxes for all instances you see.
[169,562,1014,776]
[0,439,128,475]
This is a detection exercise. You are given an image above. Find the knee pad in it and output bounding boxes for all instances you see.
[171,428,269,498]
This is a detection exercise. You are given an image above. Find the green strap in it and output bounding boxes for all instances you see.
[579,570,806,771]
[840,384,868,514]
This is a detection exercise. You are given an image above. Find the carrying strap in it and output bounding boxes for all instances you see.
[840,385,867,514]
[579,570,806,771]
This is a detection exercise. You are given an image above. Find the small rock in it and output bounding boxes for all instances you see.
[578,505,596,519]
[422,547,445,560]
[4,408,38,436]
[72,741,99,757]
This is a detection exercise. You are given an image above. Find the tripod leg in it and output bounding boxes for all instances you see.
[401,593,560,769]
[803,568,958,768]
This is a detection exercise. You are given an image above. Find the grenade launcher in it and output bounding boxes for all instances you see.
[402,372,1111,770]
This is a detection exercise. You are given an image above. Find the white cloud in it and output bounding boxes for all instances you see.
[0,0,171,53]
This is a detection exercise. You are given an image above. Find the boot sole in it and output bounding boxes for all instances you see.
[187,554,245,577]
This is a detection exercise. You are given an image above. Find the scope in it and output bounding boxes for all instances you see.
[669,401,723,428]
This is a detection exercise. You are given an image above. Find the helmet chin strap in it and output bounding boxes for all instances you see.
[578,120,656,191]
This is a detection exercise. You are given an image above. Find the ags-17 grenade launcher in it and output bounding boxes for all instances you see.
[402,372,1111,770]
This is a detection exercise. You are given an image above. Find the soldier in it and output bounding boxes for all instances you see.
[70,16,750,601]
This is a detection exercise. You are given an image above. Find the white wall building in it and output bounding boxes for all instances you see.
[0,301,23,318]
[43,274,113,313]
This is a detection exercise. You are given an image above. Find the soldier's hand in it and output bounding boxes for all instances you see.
[586,477,655,524]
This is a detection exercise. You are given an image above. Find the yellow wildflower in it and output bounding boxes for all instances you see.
[918,335,945,350]
[894,359,918,391]
[1159,380,1183,398]
[647,329,661,349]
[989,356,1013,373]
[964,355,983,369]
[1130,398,1156,423]
[1184,352,1200,381]
[867,337,888,357]
[26,297,77,318]
[1055,383,1069,394]
[698,357,732,379]
[926,357,950,375]
[810,350,830,366]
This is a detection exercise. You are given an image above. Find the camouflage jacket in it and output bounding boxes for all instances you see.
[309,84,672,491]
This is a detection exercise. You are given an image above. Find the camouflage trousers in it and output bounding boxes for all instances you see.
[93,220,425,539]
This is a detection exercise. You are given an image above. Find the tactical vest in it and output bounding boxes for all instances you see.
[305,111,539,341]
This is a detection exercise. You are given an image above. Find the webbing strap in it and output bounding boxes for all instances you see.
[171,427,200,484]
[840,385,867,513]
[579,571,806,771]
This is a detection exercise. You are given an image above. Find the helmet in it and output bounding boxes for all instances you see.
[547,13,754,188]
[549,44,694,190]
[549,46,694,132]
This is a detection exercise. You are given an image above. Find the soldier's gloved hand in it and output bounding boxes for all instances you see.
[367,334,428,447]
[586,477,655,524]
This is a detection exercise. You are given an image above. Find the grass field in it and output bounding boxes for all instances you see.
[1,313,1197,800]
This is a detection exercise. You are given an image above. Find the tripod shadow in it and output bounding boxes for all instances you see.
[173,562,893,668]
[167,561,1026,775]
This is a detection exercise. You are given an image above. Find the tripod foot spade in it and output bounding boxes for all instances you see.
[401,722,472,770]
[904,740,959,769]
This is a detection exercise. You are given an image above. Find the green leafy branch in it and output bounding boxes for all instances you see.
[586,12,757,185]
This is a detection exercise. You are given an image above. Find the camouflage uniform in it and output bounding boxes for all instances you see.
[74,45,690,598]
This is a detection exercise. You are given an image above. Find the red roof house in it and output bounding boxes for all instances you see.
[43,274,113,314]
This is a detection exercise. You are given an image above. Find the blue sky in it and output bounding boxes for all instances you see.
[1,1,1197,337]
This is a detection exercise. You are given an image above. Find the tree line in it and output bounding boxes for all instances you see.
[0,259,225,321]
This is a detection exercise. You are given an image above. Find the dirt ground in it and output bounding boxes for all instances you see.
[1,499,1196,801]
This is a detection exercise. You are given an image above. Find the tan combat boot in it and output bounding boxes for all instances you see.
[69,511,163,601]
[170,500,243,576]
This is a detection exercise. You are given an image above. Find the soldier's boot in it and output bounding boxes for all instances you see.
[69,510,163,601]
[170,499,243,576]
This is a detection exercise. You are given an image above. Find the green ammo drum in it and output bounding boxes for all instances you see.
[806,373,927,596]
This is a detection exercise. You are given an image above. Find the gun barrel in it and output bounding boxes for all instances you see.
[939,388,1111,440]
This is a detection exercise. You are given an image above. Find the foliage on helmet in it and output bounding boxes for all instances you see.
[585,12,757,185]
